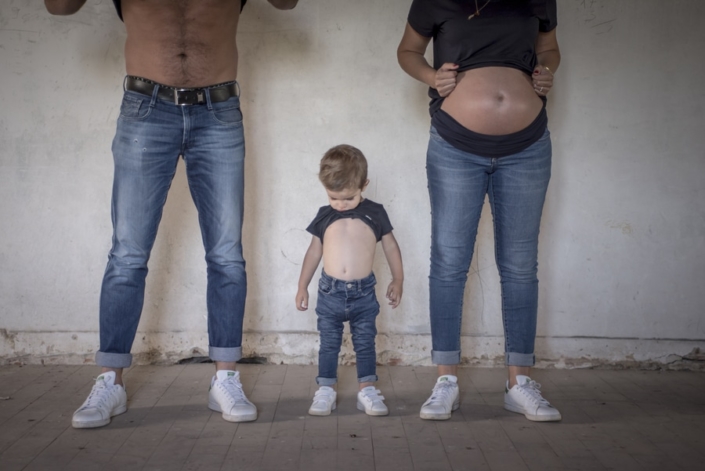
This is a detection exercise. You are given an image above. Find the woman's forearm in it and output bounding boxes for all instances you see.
[537,50,561,74]
[398,50,437,88]
[397,23,436,88]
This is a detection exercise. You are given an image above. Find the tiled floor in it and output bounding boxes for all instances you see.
[0,364,704,470]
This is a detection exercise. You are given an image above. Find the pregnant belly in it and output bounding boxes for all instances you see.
[440,67,544,135]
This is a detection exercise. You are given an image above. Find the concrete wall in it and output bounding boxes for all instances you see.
[1,0,704,368]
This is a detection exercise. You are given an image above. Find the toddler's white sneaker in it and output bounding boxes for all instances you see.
[357,386,389,416]
[308,386,337,416]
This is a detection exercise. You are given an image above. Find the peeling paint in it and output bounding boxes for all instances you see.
[8,331,703,372]
[0,329,17,350]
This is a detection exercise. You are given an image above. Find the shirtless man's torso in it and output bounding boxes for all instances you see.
[46,0,297,85]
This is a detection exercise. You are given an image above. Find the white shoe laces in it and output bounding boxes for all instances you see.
[426,381,455,405]
[219,376,247,405]
[78,378,111,411]
[517,379,550,406]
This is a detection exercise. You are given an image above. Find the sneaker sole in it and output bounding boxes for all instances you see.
[209,401,257,423]
[71,404,127,429]
[308,402,336,416]
[504,402,562,422]
[356,401,389,416]
[419,400,460,420]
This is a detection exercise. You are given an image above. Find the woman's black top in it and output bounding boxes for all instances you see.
[408,0,557,117]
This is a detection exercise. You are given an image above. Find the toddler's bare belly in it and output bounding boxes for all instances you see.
[322,219,376,281]
[440,67,543,135]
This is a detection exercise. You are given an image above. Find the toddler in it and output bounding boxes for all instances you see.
[296,144,403,416]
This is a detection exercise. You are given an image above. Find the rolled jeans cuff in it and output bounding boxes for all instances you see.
[316,376,337,386]
[506,352,535,367]
[431,350,461,365]
[95,351,132,369]
[358,374,378,384]
[209,346,242,363]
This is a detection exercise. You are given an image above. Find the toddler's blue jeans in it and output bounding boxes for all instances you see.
[315,270,380,385]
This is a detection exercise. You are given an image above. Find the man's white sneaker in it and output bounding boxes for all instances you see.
[308,386,337,416]
[504,375,561,422]
[208,370,257,423]
[72,371,127,429]
[419,375,459,420]
[357,386,389,416]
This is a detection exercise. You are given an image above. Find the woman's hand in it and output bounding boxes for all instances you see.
[532,65,554,97]
[435,63,459,97]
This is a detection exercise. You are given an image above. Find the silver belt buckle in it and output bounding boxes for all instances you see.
[174,88,186,106]
[173,88,206,105]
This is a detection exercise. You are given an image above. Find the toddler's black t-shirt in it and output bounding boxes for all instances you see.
[306,199,393,243]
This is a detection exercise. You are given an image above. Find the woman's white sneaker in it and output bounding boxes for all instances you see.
[208,370,257,422]
[357,386,389,416]
[419,375,460,420]
[308,386,337,416]
[72,371,127,429]
[504,375,561,422]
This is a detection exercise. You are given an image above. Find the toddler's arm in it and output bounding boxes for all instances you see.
[296,235,323,311]
[381,232,404,308]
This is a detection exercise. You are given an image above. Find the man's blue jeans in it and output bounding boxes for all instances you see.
[95,83,246,368]
[315,271,380,386]
[426,126,552,367]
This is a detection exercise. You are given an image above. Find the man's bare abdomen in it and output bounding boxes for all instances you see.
[121,0,241,88]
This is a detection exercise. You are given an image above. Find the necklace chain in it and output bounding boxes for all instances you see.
[468,0,491,20]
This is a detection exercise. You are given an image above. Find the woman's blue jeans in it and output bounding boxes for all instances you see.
[427,126,552,367]
[315,271,380,386]
[95,85,246,368]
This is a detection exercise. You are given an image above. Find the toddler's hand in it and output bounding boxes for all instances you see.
[386,280,403,309]
[295,289,309,311]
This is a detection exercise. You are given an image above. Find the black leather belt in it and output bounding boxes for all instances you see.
[123,76,238,105]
